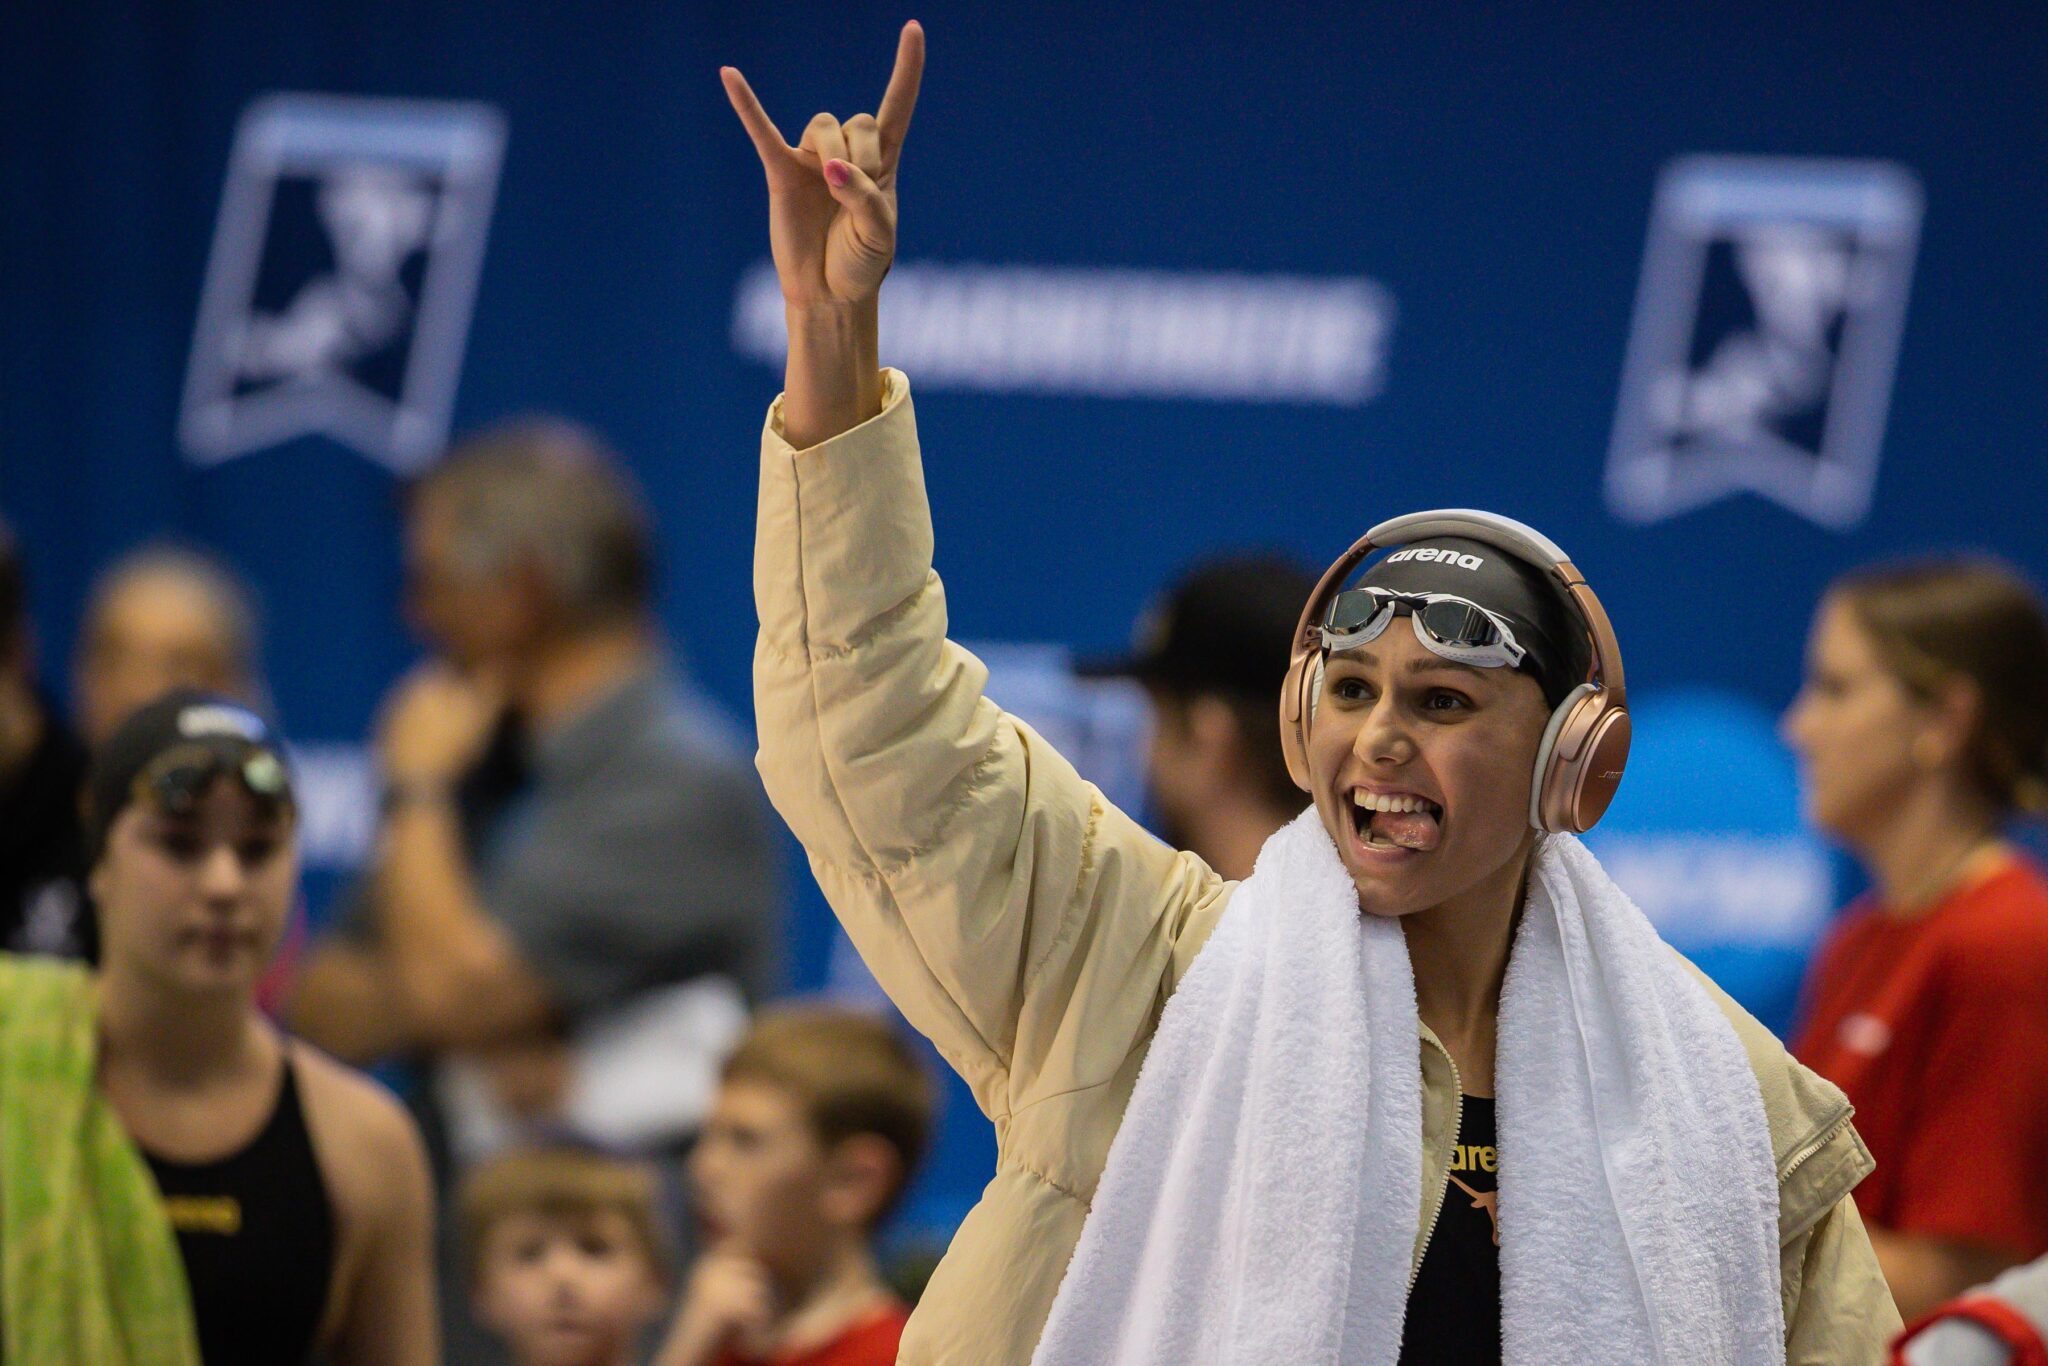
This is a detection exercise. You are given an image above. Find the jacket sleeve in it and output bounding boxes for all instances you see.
[1783,1189,1905,1365]
[752,371,1226,1123]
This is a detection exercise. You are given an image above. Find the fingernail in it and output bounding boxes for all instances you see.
[824,159,851,187]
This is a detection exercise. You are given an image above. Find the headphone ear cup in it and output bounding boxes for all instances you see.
[1534,693,1632,833]
[1279,651,1316,792]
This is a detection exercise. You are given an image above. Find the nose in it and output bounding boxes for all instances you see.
[1351,692,1416,767]
[543,1241,583,1279]
[194,842,248,901]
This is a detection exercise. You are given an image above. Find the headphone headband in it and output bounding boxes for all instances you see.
[1364,508,1572,564]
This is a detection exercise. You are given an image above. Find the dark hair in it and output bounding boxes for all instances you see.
[1832,557,2048,816]
[414,418,654,628]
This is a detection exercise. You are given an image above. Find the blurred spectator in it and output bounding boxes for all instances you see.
[1083,554,1319,879]
[462,1145,673,1366]
[656,1007,931,1366]
[0,514,92,960]
[1784,558,2048,1322]
[74,543,265,749]
[289,417,777,1361]
[1892,1255,2048,1363]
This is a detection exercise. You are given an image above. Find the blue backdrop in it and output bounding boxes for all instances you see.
[4,0,2045,1240]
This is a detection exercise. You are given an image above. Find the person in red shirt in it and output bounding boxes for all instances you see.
[656,1008,931,1366]
[1785,556,2048,1323]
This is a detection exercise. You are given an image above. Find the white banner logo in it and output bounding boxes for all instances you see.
[180,94,506,476]
[1606,156,1922,529]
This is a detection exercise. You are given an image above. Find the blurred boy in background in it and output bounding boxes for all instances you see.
[658,1007,932,1366]
[464,1146,672,1366]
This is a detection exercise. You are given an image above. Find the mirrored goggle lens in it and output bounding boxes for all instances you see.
[1323,588,1395,639]
[136,748,293,817]
[1415,597,1505,649]
[144,760,217,817]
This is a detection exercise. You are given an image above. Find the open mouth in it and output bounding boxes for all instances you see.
[1350,789,1444,853]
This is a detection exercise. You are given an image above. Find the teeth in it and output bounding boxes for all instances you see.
[1351,790,1440,816]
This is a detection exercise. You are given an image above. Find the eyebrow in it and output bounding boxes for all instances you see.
[1328,646,1492,680]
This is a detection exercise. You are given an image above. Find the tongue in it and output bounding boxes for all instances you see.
[1370,809,1441,852]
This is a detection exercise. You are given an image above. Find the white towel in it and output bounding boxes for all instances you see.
[1032,810,1784,1365]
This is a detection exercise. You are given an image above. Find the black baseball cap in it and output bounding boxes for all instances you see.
[85,690,295,863]
[1081,554,1320,700]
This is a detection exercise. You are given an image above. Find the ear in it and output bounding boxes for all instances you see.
[1920,675,1984,770]
[1147,689,1191,739]
[504,551,556,635]
[1184,695,1246,778]
[820,1133,903,1231]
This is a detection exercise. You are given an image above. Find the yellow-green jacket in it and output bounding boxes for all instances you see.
[753,371,1903,1364]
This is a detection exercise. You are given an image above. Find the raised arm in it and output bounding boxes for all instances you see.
[721,21,921,445]
[728,27,1224,1119]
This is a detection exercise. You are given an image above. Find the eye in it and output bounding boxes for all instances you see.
[1422,690,1472,714]
[152,831,206,863]
[1332,676,1373,703]
[236,837,282,866]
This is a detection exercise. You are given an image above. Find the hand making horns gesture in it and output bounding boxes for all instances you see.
[721,22,924,312]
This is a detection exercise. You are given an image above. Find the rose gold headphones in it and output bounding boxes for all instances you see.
[1278,509,1631,834]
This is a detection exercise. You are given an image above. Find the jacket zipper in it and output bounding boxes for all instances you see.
[1407,1037,1464,1298]
[1778,1104,1854,1185]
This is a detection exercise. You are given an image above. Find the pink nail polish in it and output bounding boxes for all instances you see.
[824,160,851,188]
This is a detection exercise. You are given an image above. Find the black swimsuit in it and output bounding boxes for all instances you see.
[1400,1095,1503,1364]
[143,1052,337,1366]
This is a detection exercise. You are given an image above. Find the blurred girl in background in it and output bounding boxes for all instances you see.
[1786,558,2048,1324]
[0,691,435,1364]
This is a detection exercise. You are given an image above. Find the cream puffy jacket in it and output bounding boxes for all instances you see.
[753,372,1903,1364]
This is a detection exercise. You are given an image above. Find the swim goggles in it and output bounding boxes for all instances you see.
[1320,587,1527,669]
[132,741,294,820]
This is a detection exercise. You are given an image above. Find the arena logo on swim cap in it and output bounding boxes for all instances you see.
[1385,547,1485,570]
[177,705,267,743]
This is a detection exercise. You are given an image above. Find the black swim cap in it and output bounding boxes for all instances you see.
[1351,536,1592,709]
[85,690,295,865]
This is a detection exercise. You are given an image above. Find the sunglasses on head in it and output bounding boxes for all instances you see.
[1320,587,1527,670]
[131,743,294,822]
